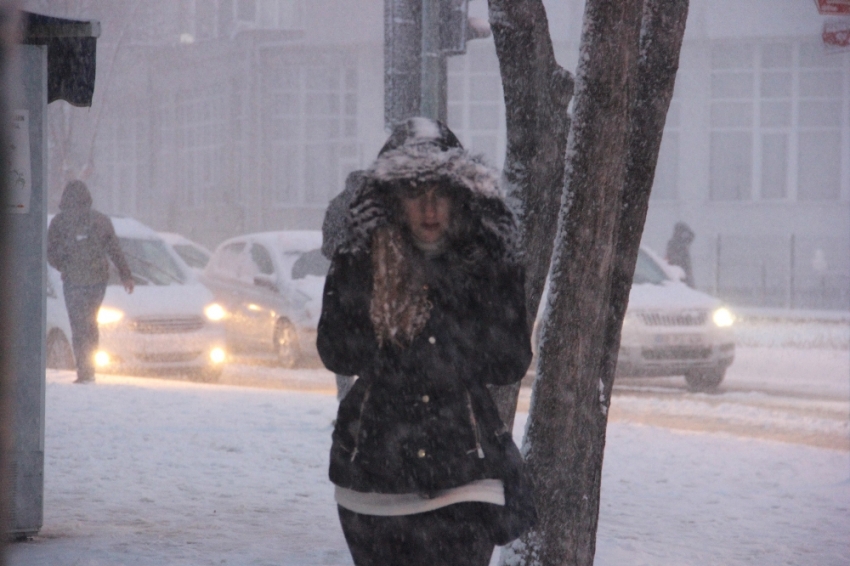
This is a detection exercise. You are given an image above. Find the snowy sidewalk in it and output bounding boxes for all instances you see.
[6,370,850,566]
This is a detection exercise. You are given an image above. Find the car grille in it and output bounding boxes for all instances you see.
[135,351,203,363]
[638,311,707,326]
[131,316,205,334]
[641,346,712,360]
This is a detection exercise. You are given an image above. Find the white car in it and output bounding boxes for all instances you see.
[63,217,229,381]
[159,232,212,274]
[535,246,735,391]
[46,266,75,370]
[201,230,328,367]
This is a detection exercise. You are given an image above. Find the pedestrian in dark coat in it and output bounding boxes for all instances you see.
[317,118,532,566]
[47,180,134,383]
[666,221,696,288]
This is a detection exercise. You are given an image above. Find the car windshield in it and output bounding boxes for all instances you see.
[109,238,187,286]
[633,250,669,285]
[174,244,210,269]
[288,248,331,280]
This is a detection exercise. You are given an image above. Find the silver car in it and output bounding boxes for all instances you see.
[535,246,735,391]
[616,247,735,391]
[201,230,328,367]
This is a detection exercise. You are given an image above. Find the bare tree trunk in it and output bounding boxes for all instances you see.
[486,0,573,430]
[499,0,690,564]
[599,0,690,426]
[508,0,645,564]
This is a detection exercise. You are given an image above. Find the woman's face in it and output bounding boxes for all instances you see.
[401,185,452,244]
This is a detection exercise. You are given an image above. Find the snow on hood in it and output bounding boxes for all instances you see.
[628,280,722,311]
[339,117,520,266]
[103,282,215,319]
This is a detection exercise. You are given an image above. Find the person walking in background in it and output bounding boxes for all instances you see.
[47,180,134,383]
[317,118,533,565]
[666,221,696,288]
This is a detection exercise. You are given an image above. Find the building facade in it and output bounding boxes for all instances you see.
[36,0,850,309]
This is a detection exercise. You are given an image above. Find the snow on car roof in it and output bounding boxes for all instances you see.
[158,231,212,253]
[49,213,162,241]
[110,216,162,240]
[249,230,323,253]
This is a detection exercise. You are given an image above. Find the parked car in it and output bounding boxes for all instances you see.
[159,231,212,274]
[201,230,328,367]
[534,246,735,391]
[48,215,229,381]
[46,266,75,370]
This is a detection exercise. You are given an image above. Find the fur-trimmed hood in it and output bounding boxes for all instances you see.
[338,117,520,266]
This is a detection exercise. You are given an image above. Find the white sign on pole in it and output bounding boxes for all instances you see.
[6,109,32,213]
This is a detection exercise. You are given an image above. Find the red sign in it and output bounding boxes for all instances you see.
[823,20,850,52]
[815,0,850,15]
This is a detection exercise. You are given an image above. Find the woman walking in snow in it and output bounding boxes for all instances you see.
[317,117,532,565]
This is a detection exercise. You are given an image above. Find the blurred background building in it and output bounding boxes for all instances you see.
[22,0,850,310]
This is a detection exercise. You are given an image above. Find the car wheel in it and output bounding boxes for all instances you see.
[46,330,75,370]
[274,320,300,369]
[684,368,725,392]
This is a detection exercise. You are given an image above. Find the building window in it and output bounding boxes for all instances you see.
[709,41,848,202]
[95,111,146,216]
[174,88,227,208]
[651,96,680,201]
[262,53,358,207]
[758,42,792,200]
[797,43,843,201]
[447,43,504,169]
[236,0,302,30]
[710,43,754,201]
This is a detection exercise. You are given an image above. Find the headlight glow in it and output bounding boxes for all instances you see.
[97,307,124,325]
[712,307,735,327]
[209,347,226,364]
[94,351,111,367]
[204,303,227,321]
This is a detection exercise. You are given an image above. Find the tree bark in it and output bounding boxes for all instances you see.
[500,1,690,564]
[599,0,691,426]
[486,0,573,430]
[506,0,645,564]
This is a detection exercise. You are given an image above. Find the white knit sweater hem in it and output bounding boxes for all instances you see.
[335,479,505,516]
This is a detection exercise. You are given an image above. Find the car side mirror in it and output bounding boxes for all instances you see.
[253,274,279,293]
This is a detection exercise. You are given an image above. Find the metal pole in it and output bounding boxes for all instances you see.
[715,233,721,297]
[789,233,795,309]
[420,0,444,121]
[0,1,16,553]
[760,260,767,306]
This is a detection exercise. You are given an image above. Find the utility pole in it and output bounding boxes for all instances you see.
[384,0,488,127]
[419,0,444,121]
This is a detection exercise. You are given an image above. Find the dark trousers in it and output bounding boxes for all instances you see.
[63,283,107,381]
[339,503,496,566]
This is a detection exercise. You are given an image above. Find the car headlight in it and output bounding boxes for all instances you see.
[94,351,111,367]
[204,303,227,321]
[209,347,227,364]
[712,307,735,327]
[97,307,124,325]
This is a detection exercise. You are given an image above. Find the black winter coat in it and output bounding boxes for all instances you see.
[318,247,532,495]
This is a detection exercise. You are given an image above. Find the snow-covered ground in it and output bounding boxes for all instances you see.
[7,337,849,566]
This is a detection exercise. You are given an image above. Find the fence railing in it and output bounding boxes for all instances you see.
[712,234,849,311]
